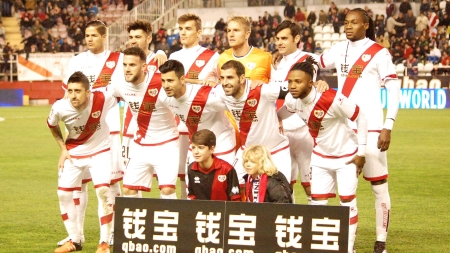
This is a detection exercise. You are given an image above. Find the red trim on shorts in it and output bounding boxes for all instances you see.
[47,120,57,128]
[340,194,356,200]
[214,146,237,156]
[70,148,110,159]
[123,185,151,192]
[312,149,357,159]
[73,198,80,205]
[179,132,189,135]
[350,214,358,225]
[349,106,360,122]
[82,178,92,184]
[94,183,110,189]
[158,184,176,190]
[100,213,113,225]
[353,129,382,133]
[178,174,185,178]
[312,193,336,198]
[136,136,179,146]
[291,179,297,184]
[363,174,388,182]
[61,213,69,221]
[110,131,120,135]
[58,186,82,191]
[301,182,311,187]
[382,74,397,81]
[110,177,123,184]
[270,145,290,155]
[122,134,133,138]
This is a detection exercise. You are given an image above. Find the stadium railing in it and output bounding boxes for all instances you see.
[0,53,18,82]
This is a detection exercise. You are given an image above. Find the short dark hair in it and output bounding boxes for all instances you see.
[127,20,152,34]
[275,20,302,46]
[85,20,107,35]
[290,56,319,80]
[221,60,246,78]
[178,13,202,31]
[192,129,216,148]
[123,47,146,62]
[159,60,185,79]
[67,71,90,90]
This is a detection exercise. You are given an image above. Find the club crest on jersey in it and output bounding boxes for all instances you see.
[106,61,116,69]
[147,65,157,72]
[195,60,205,67]
[247,62,256,70]
[92,110,101,118]
[247,99,258,107]
[148,88,158,97]
[191,105,202,113]
[218,175,227,182]
[361,54,371,62]
[314,110,324,118]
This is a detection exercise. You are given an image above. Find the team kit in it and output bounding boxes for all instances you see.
[47,9,400,253]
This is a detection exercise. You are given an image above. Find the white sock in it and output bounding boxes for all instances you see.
[73,183,88,237]
[58,190,80,243]
[307,195,312,205]
[137,191,142,198]
[96,186,112,244]
[109,182,121,235]
[341,198,358,252]
[179,179,187,200]
[311,199,328,205]
[373,183,390,242]
[291,189,295,204]
[160,192,177,199]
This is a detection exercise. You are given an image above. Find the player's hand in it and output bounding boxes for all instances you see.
[271,51,282,70]
[202,79,218,87]
[250,80,265,90]
[58,149,73,171]
[346,155,365,177]
[313,80,329,93]
[377,128,391,152]
[154,53,168,67]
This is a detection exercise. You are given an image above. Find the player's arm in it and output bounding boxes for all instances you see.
[48,121,72,171]
[227,168,241,201]
[276,94,296,121]
[318,45,337,69]
[154,50,168,67]
[378,78,400,152]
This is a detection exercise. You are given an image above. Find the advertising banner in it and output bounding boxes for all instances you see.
[114,198,350,253]
[17,53,74,81]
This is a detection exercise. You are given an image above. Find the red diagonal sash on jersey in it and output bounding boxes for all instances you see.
[135,73,162,144]
[186,49,216,79]
[186,86,212,139]
[122,105,134,138]
[145,56,159,73]
[239,85,262,147]
[341,43,383,97]
[308,89,336,143]
[92,52,121,89]
[65,92,105,150]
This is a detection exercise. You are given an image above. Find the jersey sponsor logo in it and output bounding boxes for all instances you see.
[194,176,200,183]
[361,54,371,62]
[91,110,101,118]
[195,60,205,67]
[191,105,202,113]
[148,88,158,97]
[246,62,256,70]
[147,65,157,72]
[217,175,227,182]
[106,61,116,69]
[246,98,258,107]
[313,109,324,118]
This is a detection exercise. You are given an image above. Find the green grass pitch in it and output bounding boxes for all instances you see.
[0,106,449,252]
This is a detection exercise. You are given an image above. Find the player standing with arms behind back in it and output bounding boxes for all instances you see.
[319,8,400,253]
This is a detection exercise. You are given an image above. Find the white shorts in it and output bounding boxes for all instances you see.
[110,133,123,183]
[285,125,313,185]
[178,121,189,178]
[234,144,291,185]
[105,102,121,133]
[123,139,179,191]
[58,150,112,191]
[310,153,358,200]
[362,132,388,181]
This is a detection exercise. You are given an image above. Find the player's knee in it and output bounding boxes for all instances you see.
[95,186,110,201]
[123,187,138,197]
[57,190,73,202]
[340,197,356,204]
[372,182,389,197]
[160,187,175,196]
[371,178,387,186]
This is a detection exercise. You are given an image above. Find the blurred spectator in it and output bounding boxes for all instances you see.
[36,8,46,21]
[314,42,322,54]
[386,14,405,36]
[169,39,182,56]
[377,34,390,49]
[303,36,314,53]
[307,11,317,25]
[330,10,340,33]
[375,14,386,38]
[391,44,404,64]
[155,37,169,55]
[283,0,295,21]
[215,18,226,32]
[201,37,214,50]
[399,0,412,15]
[416,12,428,34]
[428,44,441,64]
[404,54,418,76]
[441,51,450,66]
[267,37,276,53]
[386,0,396,20]
[420,0,430,14]
[0,22,5,39]
[428,11,439,37]
[261,24,272,42]
[87,3,99,16]
[263,11,273,28]
[273,11,282,25]
[318,10,328,25]
[404,10,416,38]
[294,8,305,24]
[31,20,45,35]
[395,12,406,36]
[403,43,413,60]
[328,2,338,17]
[364,6,373,20]
[254,33,263,48]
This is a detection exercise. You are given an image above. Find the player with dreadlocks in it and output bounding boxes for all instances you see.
[278,56,368,253]
[319,8,400,253]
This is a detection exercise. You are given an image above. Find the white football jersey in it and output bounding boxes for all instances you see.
[47,91,117,157]
[320,38,397,130]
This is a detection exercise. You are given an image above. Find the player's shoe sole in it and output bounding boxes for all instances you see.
[54,240,82,253]
[96,242,110,253]
[373,241,387,253]
[57,236,85,246]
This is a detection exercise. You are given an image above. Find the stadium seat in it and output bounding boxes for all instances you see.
[396,64,405,76]
[417,63,425,75]
[108,4,116,11]
[339,25,344,34]
[116,4,124,11]
[330,33,339,41]
[313,25,323,34]
[339,33,346,41]
[322,48,330,54]
[331,41,339,47]
[204,21,214,29]
[424,62,434,75]
[313,33,323,41]
[322,25,332,34]
[321,33,331,41]
[322,41,332,49]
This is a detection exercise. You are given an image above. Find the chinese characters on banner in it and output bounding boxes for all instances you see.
[114,198,349,253]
